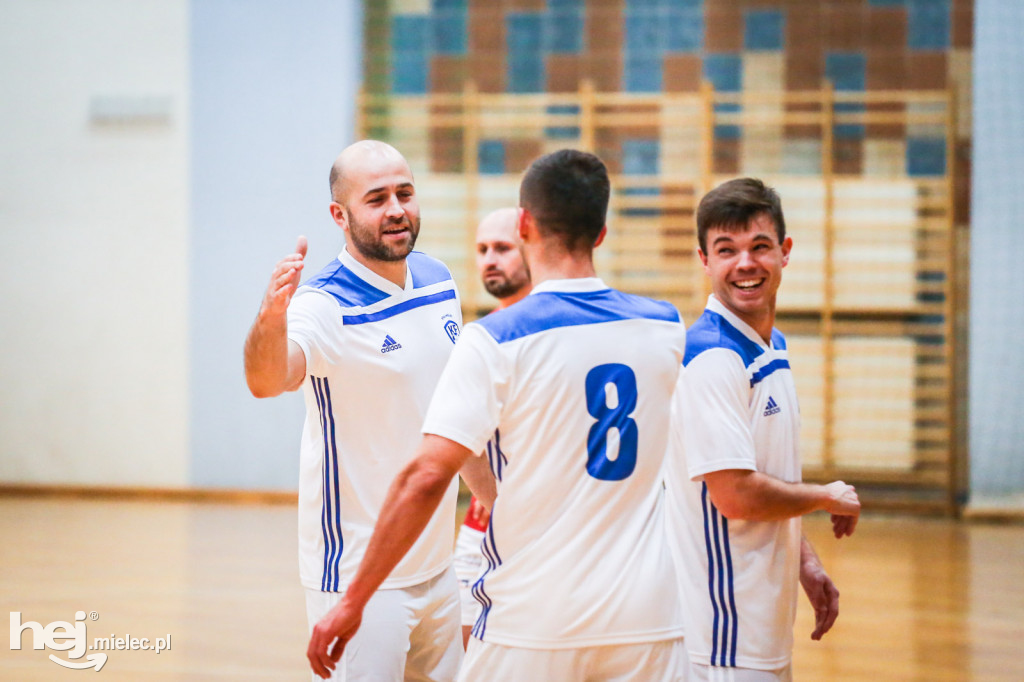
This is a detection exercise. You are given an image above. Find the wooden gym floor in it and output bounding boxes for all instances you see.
[1,495,1022,681]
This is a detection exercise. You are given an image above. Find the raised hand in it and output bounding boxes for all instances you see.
[261,236,308,318]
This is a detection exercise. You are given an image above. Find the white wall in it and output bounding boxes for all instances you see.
[969,0,1024,507]
[0,0,190,485]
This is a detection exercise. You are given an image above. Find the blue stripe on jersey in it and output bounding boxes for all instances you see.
[702,482,739,667]
[685,310,789,387]
[313,376,344,592]
[407,251,454,289]
[471,507,503,641]
[486,429,507,482]
[303,260,390,308]
[475,288,680,344]
[341,289,457,325]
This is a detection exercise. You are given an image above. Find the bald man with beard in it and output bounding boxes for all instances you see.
[245,140,466,681]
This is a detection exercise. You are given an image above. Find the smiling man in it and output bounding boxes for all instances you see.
[665,177,861,682]
[244,140,464,681]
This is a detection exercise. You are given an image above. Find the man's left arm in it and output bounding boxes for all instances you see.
[306,434,474,679]
[799,534,840,641]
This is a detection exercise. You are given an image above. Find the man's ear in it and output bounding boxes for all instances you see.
[517,207,533,242]
[593,224,607,248]
[330,202,348,234]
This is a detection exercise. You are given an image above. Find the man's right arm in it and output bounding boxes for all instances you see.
[244,237,308,398]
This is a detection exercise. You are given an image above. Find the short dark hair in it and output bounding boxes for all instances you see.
[696,177,786,253]
[520,149,609,252]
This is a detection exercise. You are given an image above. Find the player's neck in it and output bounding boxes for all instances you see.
[345,244,407,288]
[495,286,532,310]
[525,250,597,286]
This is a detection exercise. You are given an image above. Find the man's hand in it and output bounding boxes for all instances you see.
[262,236,308,318]
[800,540,840,641]
[822,480,860,538]
[467,496,490,528]
[307,597,363,679]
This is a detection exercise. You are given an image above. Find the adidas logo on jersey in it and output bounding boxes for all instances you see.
[380,335,403,353]
[763,396,781,417]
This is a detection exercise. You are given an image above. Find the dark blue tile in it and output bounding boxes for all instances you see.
[907,137,946,175]
[825,52,865,90]
[391,52,428,94]
[625,0,664,8]
[908,0,951,50]
[869,0,905,6]
[479,140,506,175]
[433,11,466,55]
[703,53,742,91]
[666,8,703,52]
[546,10,584,54]
[624,54,663,92]
[545,105,581,139]
[507,13,544,52]
[625,11,666,51]
[508,56,544,93]
[549,0,584,9]
[744,9,784,50]
[623,139,660,175]
[392,15,430,54]
[432,0,466,9]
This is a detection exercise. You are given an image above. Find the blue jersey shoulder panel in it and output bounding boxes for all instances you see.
[683,310,765,368]
[476,288,679,344]
[771,327,787,351]
[408,251,453,289]
[302,259,390,308]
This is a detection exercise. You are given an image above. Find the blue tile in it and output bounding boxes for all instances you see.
[703,53,742,91]
[391,53,428,94]
[666,8,703,52]
[869,0,905,6]
[392,15,430,54]
[908,0,951,50]
[744,10,784,50]
[508,56,544,93]
[507,13,544,52]
[826,52,866,138]
[545,104,581,140]
[907,137,946,175]
[623,139,660,175]
[546,10,584,54]
[625,11,666,51]
[432,0,466,9]
[433,11,466,55]
[624,55,663,92]
[625,0,665,8]
[479,140,506,175]
[549,0,584,9]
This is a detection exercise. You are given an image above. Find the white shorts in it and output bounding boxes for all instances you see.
[305,565,463,682]
[453,524,486,627]
[458,637,688,682]
[689,663,791,682]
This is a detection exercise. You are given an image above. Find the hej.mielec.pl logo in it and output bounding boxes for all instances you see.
[10,610,172,672]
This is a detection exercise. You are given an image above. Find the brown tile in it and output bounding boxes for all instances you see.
[713,138,740,175]
[429,128,464,173]
[586,53,622,93]
[786,48,824,91]
[907,51,947,90]
[664,54,702,93]
[431,56,467,94]
[832,138,862,175]
[785,4,823,53]
[469,55,506,93]
[547,54,582,93]
[705,8,742,52]
[587,6,623,55]
[595,131,623,175]
[953,6,973,49]
[866,7,907,50]
[469,8,505,54]
[954,141,970,225]
[823,5,865,52]
[784,101,821,140]
[865,102,905,140]
[506,0,544,10]
[505,138,543,174]
[867,49,906,90]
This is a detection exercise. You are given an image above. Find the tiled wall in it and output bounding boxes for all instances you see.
[365,0,972,222]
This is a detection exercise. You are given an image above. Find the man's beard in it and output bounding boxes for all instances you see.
[347,211,420,262]
[483,271,529,299]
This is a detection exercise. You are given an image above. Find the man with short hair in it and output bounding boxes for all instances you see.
[665,177,861,682]
[244,140,464,681]
[453,207,532,649]
[308,149,688,681]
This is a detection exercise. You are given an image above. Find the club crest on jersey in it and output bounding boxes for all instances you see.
[763,395,781,416]
[380,335,402,353]
[444,320,460,344]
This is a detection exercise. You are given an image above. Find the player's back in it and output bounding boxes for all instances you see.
[452,278,686,649]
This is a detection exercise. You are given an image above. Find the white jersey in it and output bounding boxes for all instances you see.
[422,278,686,649]
[665,295,802,671]
[287,248,462,593]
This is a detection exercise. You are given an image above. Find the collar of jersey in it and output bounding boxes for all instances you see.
[706,294,777,350]
[338,246,411,295]
[528,277,609,295]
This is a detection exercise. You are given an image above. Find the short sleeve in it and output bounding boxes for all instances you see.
[421,324,507,455]
[677,348,758,480]
[286,289,338,377]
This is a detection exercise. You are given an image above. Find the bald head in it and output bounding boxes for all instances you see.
[476,207,531,305]
[329,140,411,205]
